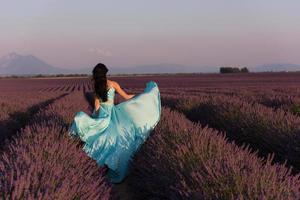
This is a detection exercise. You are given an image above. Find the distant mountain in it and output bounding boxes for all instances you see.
[253,63,300,72]
[62,63,300,74]
[0,53,218,75]
[76,64,219,75]
[0,52,72,75]
[2,52,300,75]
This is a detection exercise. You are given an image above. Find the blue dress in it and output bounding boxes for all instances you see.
[68,81,161,183]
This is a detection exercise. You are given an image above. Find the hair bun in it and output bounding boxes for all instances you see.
[93,63,108,74]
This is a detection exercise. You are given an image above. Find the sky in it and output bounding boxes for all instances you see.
[1,0,300,69]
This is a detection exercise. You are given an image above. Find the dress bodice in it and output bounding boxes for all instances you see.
[100,87,115,105]
[105,87,115,102]
[92,87,115,118]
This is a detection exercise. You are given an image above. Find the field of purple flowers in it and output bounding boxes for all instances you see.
[1,72,300,199]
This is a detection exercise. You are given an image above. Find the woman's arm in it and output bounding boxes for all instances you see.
[112,81,134,100]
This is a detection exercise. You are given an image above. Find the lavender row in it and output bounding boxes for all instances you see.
[237,93,300,116]
[4,72,300,93]
[195,88,300,116]
[162,87,300,117]
[156,84,300,117]
[0,91,66,121]
[162,94,300,172]
[0,91,112,199]
[0,91,68,151]
[128,107,300,199]
[0,78,91,92]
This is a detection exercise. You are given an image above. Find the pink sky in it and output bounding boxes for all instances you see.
[1,0,300,69]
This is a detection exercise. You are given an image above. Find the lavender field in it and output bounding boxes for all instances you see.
[1,72,300,199]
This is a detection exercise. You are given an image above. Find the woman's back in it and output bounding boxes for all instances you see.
[93,80,115,114]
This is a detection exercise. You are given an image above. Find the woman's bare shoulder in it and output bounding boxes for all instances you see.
[107,79,119,89]
[107,79,113,87]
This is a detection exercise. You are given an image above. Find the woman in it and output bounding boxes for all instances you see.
[68,63,161,183]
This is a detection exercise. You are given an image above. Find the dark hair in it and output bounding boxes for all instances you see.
[92,63,109,102]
